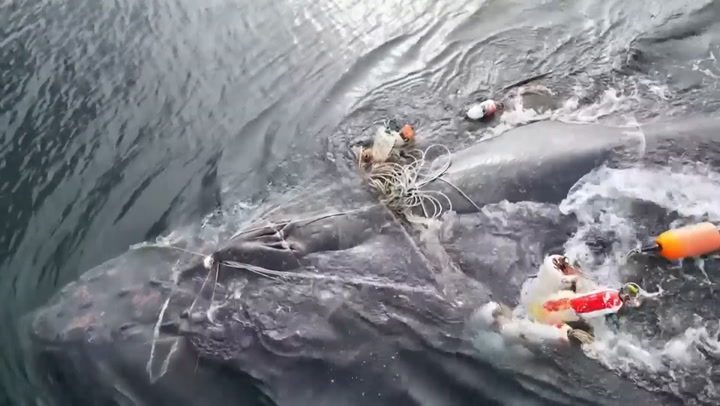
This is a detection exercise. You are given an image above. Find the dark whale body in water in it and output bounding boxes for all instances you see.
[23,117,720,405]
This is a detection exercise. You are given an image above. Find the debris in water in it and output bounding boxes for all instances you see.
[355,119,416,166]
[466,99,504,120]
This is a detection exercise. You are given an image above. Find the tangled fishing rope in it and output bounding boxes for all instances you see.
[364,144,481,221]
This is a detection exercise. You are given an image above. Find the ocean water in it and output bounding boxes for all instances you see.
[2,0,720,404]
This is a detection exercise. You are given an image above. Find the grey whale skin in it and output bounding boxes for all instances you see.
[23,117,719,406]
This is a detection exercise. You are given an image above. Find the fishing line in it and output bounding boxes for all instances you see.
[147,296,174,383]
[220,260,434,294]
[230,206,376,240]
[223,260,283,282]
[130,243,208,260]
[435,177,483,212]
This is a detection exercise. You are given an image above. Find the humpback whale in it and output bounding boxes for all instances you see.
[22,117,719,405]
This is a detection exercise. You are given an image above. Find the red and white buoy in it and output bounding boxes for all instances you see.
[466,99,504,120]
[542,288,624,319]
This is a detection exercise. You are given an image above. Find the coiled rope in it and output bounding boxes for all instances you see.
[365,143,481,220]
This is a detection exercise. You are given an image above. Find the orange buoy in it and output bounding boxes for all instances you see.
[654,222,720,261]
[400,124,415,142]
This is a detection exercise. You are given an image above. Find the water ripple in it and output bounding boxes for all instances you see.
[2,0,720,404]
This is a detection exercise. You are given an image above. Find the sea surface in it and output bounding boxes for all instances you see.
[2,0,720,404]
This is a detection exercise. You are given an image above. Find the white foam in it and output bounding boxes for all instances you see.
[480,77,675,140]
[469,303,567,361]
[640,78,671,101]
[586,330,664,373]
[665,323,720,363]
[583,320,720,383]
[560,164,720,222]
[468,146,720,400]
[553,160,720,394]
[500,316,568,344]
[484,88,554,138]
[476,301,500,326]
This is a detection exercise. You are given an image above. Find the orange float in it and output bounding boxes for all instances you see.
[400,124,415,142]
[645,222,720,261]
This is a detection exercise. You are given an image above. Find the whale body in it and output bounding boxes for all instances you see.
[23,117,720,406]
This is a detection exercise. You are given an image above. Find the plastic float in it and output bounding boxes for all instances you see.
[466,99,504,120]
[637,222,720,261]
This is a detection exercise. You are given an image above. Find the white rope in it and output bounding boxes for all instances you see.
[230,206,376,240]
[147,296,173,383]
[220,260,433,294]
[366,143,480,219]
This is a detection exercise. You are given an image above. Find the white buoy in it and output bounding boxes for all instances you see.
[466,99,501,120]
[203,255,214,270]
[371,125,400,163]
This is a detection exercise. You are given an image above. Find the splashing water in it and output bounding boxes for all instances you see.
[557,163,720,283]
[464,154,720,404]
[561,164,720,221]
[483,76,672,140]
[557,161,720,401]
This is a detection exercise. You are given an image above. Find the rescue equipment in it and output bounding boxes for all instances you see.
[364,119,416,164]
[640,222,720,261]
[542,288,623,319]
[480,301,593,345]
[370,124,399,163]
[541,283,641,320]
[466,99,504,120]
[400,124,415,142]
